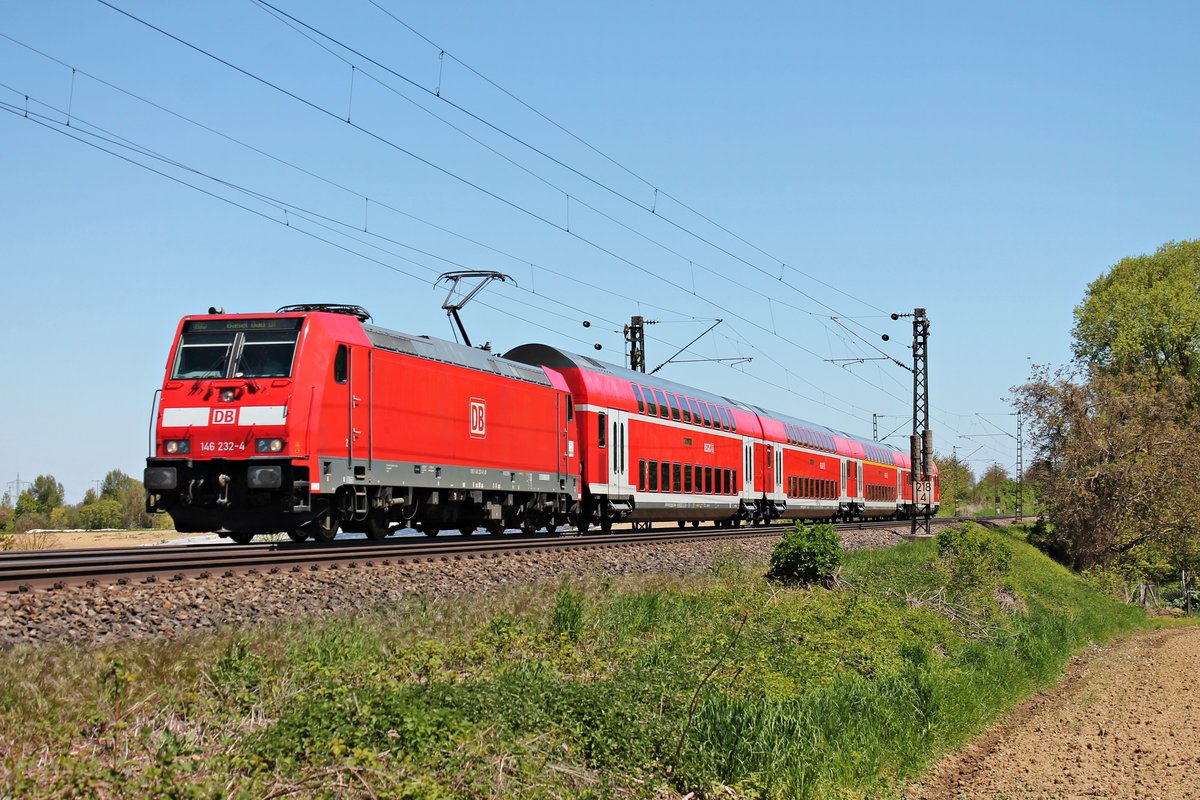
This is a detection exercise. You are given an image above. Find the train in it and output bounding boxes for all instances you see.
[143,304,938,543]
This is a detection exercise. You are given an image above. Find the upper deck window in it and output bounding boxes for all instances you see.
[667,394,681,422]
[632,384,646,414]
[172,318,302,380]
[653,389,669,418]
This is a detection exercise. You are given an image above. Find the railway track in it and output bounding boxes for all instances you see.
[0,518,956,594]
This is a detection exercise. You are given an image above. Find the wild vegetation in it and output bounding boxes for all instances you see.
[0,469,170,541]
[1014,240,1200,584]
[0,524,1146,799]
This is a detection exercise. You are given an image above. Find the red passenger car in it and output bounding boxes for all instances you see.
[505,345,938,530]
[145,305,578,542]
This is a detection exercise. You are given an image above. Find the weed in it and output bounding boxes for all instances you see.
[551,589,586,641]
[769,522,841,584]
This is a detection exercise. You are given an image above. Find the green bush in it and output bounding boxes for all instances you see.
[769,522,842,584]
[936,523,1012,596]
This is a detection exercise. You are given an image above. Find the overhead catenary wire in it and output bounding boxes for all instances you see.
[247,0,892,337]
[1,12,1015,468]
[357,0,888,318]
[51,4,926,422]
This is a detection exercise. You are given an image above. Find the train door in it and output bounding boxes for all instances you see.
[845,459,860,501]
[762,444,774,498]
[743,439,755,500]
[347,345,372,470]
[606,409,629,496]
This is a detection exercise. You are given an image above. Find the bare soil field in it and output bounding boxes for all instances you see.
[3,529,182,549]
[908,625,1200,800]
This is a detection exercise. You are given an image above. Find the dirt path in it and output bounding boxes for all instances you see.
[907,625,1200,800]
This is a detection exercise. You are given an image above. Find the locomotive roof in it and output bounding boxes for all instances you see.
[503,343,901,461]
[360,323,553,388]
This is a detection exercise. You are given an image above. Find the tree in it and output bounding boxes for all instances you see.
[0,491,11,532]
[28,474,64,515]
[1072,240,1200,389]
[1015,366,1200,571]
[934,451,974,516]
[79,499,124,530]
[100,469,136,500]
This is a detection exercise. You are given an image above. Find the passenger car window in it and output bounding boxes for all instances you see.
[667,394,681,422]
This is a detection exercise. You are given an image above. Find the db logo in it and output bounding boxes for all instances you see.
[469,398,486,438]
[212,408,237,425]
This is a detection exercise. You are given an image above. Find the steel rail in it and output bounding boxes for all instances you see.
[0,517,972,594]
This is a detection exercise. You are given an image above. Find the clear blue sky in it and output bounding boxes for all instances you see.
[2,1,1196,502]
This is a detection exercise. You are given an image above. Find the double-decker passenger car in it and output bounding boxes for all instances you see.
[505,344,937,532]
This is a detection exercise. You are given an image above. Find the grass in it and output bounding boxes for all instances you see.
[0,527,1151,799]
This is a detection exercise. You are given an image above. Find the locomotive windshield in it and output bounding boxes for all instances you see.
[171,318,302,380]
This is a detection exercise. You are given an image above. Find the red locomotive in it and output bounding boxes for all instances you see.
[145,305,937,542]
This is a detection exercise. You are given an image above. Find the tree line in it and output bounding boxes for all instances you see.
[933,456,1035,519]
[1014,240,1200,581]
[0,470,171,533]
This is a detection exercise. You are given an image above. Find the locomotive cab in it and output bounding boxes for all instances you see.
[144,312,315,541]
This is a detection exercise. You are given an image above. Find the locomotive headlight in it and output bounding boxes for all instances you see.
[255,438,284,453]
[219,388,237,402]
[164,439,190,455]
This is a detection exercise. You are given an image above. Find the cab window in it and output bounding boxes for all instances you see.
[172,330,236,380]
[334,344,348,384]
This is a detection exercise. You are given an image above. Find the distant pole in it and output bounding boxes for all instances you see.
[873,413,878,441]
[951,445,958,517]
[1015,409,1024,520]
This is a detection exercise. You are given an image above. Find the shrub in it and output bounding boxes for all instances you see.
[936,523,1012,596]
[769,522,841,584]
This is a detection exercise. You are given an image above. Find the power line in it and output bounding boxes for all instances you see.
[359,0,887,316]
[247,0,893,338]
[3,14,1008,456]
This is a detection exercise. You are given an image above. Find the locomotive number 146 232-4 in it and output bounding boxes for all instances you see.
[199,441,246,453]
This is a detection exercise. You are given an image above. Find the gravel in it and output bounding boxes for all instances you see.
[0,527,907,650]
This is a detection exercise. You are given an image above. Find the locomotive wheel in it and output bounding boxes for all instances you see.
[487,523,505,536]
[306,509,337,543]
[286,529,308,543]
[364,511,389,541]
[577,519,590,535]
[423,526,440,537]
[228,532,254,545]
[545,523,558,536]
[458,526,475,537]
[599,516,612,533]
